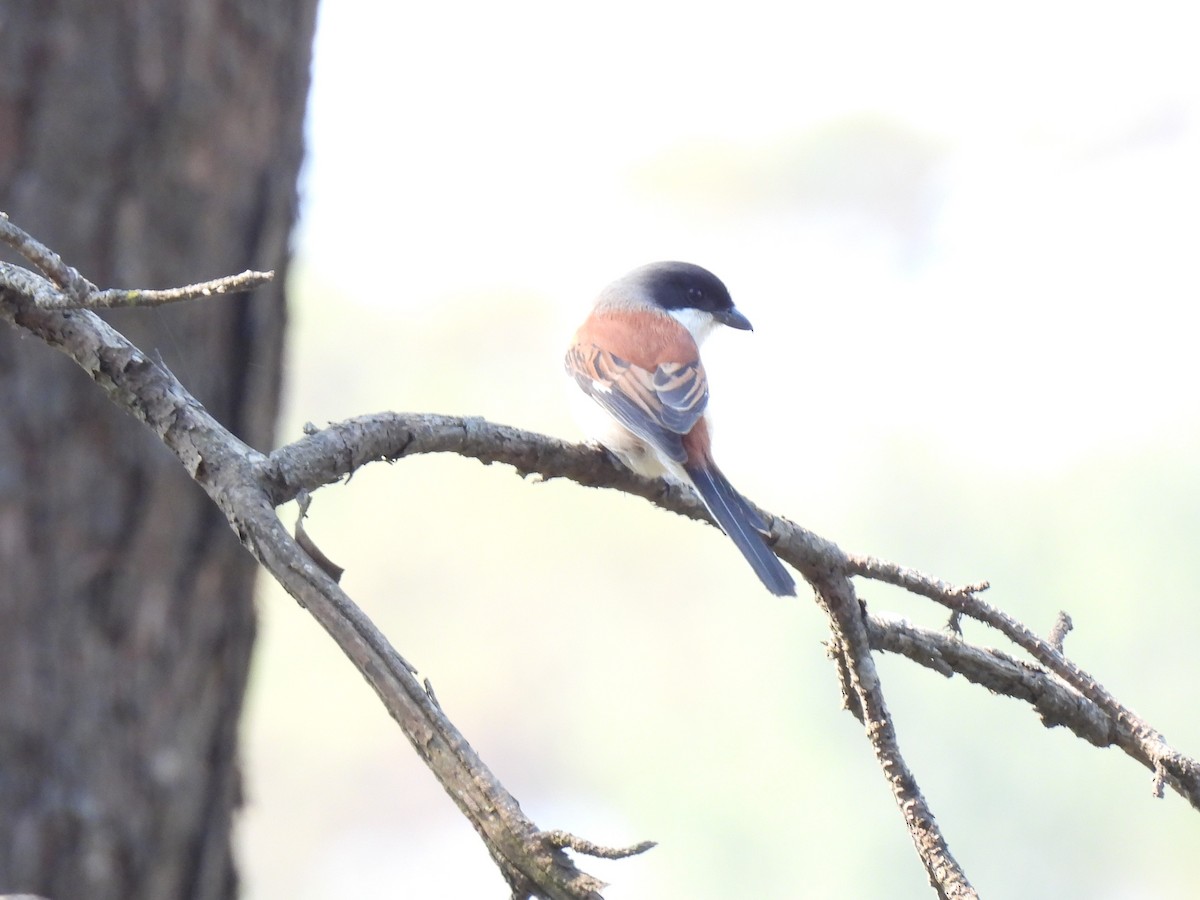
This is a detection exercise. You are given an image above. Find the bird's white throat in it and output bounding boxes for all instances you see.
[668,308,718,346]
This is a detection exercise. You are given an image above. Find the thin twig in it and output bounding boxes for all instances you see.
[0,212,271,308]
[1049,611,1074,652]
[76,270,274,309]
[542,831,657,860]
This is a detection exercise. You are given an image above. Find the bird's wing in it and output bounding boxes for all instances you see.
[565,343,708,465]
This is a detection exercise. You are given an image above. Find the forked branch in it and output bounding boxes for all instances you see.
[3,216,1196,899]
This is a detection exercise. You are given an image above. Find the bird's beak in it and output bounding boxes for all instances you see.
[715,306,753,331]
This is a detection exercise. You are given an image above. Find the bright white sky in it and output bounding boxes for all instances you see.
[296,1,1199,478]
[254,4,1200,897]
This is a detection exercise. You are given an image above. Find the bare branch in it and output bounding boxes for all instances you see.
[64,270,274,309]
[811,576,977,899]
[0,212,271,309]
[0,211,95,297]
[865,614,1200,803]
[0,272,621,899]
[255,410,1200,816]
[3,219,1198,896]
[848,553,1200,808]
[867,614,1119,743]
[0,262,68,308]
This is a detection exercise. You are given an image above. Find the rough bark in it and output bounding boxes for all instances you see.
[0,2,317,897]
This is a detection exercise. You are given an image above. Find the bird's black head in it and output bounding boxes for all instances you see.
[638,261,732,312]
[634,261,752,331]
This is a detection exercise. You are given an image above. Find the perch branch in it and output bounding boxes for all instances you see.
[259,412,1200,812]
[263,396,1200,805]
[0,256,617,899]
[4,216,1199,898]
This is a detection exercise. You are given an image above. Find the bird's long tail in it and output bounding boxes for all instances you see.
[684,462,796,597]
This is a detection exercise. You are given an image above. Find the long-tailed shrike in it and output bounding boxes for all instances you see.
[565,261,796,597]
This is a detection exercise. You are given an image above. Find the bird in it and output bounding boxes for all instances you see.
[565,261,796,597]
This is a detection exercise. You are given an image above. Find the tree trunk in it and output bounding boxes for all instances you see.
[0,2,317,897]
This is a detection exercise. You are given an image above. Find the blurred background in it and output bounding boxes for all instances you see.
[239,1,1200,897]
